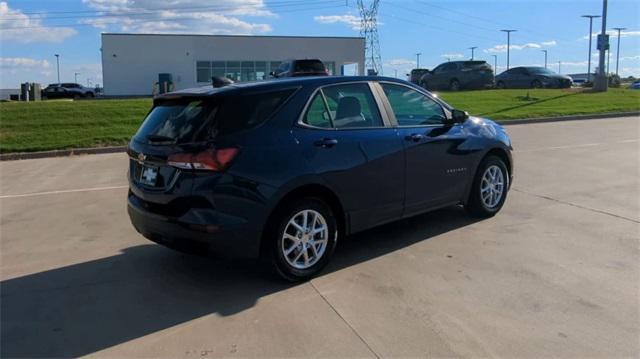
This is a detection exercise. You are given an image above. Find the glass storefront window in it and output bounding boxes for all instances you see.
[197,60,338,83]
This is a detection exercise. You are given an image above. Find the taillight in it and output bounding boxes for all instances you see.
[167,148,239,171]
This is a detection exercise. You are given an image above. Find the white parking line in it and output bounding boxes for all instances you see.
[514,139,639,153]
[0,185,128,199]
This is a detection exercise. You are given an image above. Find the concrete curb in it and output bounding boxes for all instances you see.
[0,146,126,161]
[496,111,639,126]
[1,111,638,161]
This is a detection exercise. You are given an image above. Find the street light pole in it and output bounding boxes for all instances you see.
[491,54,498,74]
[74,72,80,84]
[415,53,422,69]
[558,61,561,74]
[594,0,608,91]
[541,50,548,68]
[581,15,600,82]
[500,30,516,70]
[54,54,60,85]
[468,46,477,60]
[613,27,626,76]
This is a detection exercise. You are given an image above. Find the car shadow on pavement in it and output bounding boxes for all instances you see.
[1,206,479,358]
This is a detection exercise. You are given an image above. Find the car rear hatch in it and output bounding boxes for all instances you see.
[461,61,493,76]
[292,60,329,76]
[127,88,296,207]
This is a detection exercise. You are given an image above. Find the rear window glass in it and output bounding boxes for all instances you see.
[294,60,326,73]
[462,61,490,69]
[134,89,294,144]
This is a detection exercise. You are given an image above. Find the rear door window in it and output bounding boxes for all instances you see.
[301,83,384,129]
[135,89,294,144]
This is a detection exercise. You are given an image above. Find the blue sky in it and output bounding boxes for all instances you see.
[1,0,639,88]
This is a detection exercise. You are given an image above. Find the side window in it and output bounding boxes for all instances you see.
[381,83,446,126]
[302,93,332,128]
[321,83,383,129]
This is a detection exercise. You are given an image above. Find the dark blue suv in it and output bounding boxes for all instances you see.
[127,76,513,281]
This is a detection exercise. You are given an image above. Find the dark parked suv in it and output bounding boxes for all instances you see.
[495,67,573,89]
[127,76,513,281]
[419,61,494,91]
[270,59,329,78]
[42,83,96,99]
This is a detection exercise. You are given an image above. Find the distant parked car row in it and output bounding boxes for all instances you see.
[408,61,573,91]
[42,83,97,99]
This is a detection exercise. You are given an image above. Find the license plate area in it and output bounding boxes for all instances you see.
[139,165,158,186]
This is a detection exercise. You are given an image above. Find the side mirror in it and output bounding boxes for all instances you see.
[269,71,277,78]
[451,109,469,123]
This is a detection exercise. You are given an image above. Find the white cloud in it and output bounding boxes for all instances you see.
[314,14,360,31]
[0,2,77,43]
[0,59,102,88]
[385,58,416,67]
[541,40,557,46]
[0,57,50,68]
[559,61,589,67]
[81,0,273,34]
[620,55,640,61]
[484,42,544,53]
[441,53,464,59]
[582,30,640,40]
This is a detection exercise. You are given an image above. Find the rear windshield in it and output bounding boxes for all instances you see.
[134,89,294,144]
[294,60,326,73]
[462,61,490,69]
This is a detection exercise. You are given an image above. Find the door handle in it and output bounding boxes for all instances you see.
[406,133,424,142]
[314,138,338,148]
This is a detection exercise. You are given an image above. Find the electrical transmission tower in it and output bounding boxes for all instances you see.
[357,0,382,75]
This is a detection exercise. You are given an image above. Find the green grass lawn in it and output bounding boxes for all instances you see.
[1,88,638,153]
[0,98,152,153]
[439,87,640,120]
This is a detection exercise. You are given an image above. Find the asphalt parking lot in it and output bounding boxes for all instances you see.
[1,116,638,358]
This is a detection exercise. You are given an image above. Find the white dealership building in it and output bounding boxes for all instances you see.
[101,33,365,96]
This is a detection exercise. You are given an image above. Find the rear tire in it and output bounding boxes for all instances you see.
[465,156,509,218]
[449,79,461,91]
[268,198,338,282]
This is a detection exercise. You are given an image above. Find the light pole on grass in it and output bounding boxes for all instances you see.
[581,15,600,82]
[500,30,516,70]
[468,46,477,60]
[415,53,422,69]
[613,27,626,76]
[54,54,60,85]
[491,54,498,75]
[541,50,548,68]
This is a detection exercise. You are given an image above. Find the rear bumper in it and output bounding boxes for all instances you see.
[127,192,262,258]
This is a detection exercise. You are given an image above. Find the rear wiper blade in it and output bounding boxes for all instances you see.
[146,134,176,144]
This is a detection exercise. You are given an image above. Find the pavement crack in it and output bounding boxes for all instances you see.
[308,280,381,359]
[512,188,639,224]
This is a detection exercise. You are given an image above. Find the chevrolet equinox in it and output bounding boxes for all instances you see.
[127,76,513,281]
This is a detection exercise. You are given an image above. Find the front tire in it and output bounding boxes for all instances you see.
[496,81,505,89]
[465,156,509,218]
[270,198,338,281]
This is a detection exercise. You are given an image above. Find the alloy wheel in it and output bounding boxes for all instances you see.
[281,209,329,269]
[480,165,505,208]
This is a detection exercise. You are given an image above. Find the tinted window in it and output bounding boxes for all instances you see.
[381,83,446,126]
[526,67,555,75]
[135,90,293,144]
[321,83,383,128]
[303,93,332,128]
[294,60,326,73]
